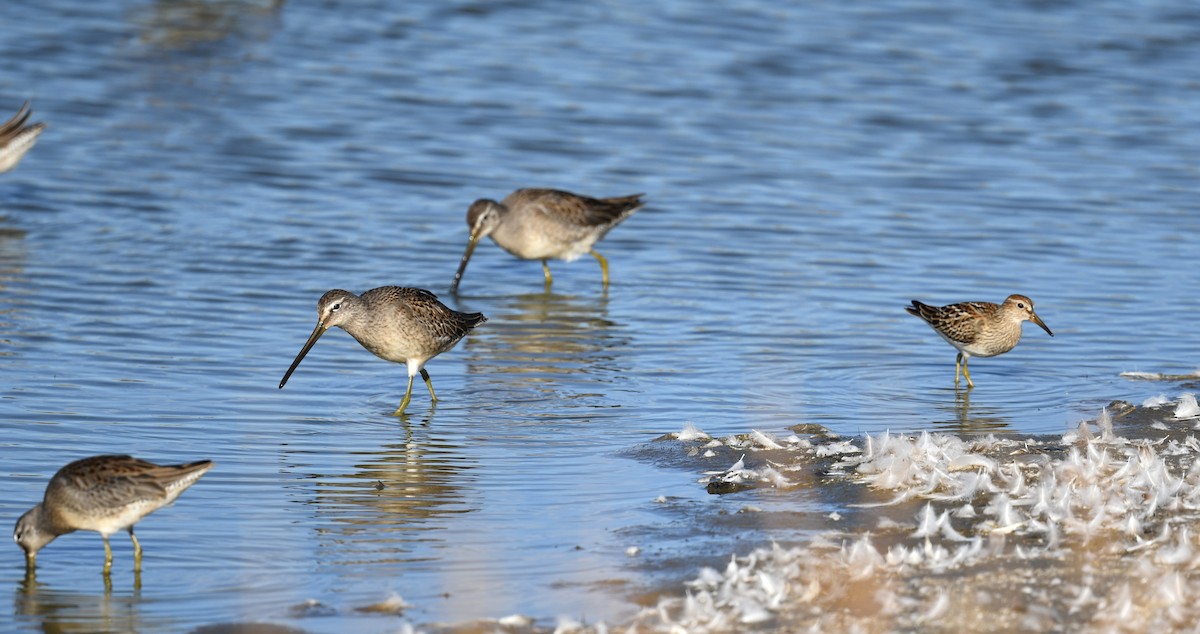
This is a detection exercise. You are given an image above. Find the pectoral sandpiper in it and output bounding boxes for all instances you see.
[906,294,1053,388]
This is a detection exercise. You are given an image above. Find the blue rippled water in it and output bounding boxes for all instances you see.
[2,0,1199,631]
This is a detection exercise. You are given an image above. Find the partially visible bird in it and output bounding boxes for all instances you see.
[14,455,213,573]
[279,286,486,415]
[906,294,1053,388]
[451,188,644,292]
[0,101,46,173]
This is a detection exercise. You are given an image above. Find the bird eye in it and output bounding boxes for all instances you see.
[331,302,341,312]
[1017,303,1025,309]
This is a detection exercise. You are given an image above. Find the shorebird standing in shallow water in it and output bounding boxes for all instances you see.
[280,286,487,415]
[450,188,644,292]
[14,455,213,573]
[906,294,1053,388]
[0,101,46,173]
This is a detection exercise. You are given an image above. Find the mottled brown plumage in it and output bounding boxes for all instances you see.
[451,188,644,291]
[14,455,213,572]
[0,101,46,173]
[906,294,1053,388]
[279,286,486,414]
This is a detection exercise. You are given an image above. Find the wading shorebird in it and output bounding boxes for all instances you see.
[906,294,1053,388]
[0,101,46,173]
[14,455,213,573]
[279,286,487,415]
[450,188,644,292]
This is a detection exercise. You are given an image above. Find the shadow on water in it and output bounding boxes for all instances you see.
[462,290,631,409]
[129,0,285,52]
[300,419,478,570]
[0,219,27,350]
[928,387,1013,433]
[13,570,162,634]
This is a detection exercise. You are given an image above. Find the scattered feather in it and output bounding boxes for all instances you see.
[641,395,1200,633]
[1144,394,1172,407]
[1174,394,1200,419]
[675,424,712,441]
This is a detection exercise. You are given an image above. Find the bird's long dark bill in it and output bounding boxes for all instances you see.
[1032,313,1054,337]
[450,234,481,293]
[279,322,326,388]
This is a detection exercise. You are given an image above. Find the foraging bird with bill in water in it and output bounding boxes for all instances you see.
[13,455,213,573]
[279,286,486,415]
[906,294,1053,388]
[450,188,644,293]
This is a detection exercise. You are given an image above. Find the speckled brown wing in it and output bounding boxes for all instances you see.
[0,102,33,141]
[577,192,644,227]
[907,300,998,346]
[46,456,172,514]
[361,286,440,309]
[417,294,486,354]
[510,188,643,229]
[0,102,44,149]
[365,286,486,354]
[0,101,45,173]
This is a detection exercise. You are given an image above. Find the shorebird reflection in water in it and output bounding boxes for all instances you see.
[0,101,46,173]
[451,188,644,292]
[279,286,487,415]
[13,455,213,573]
[906,294,1053,388]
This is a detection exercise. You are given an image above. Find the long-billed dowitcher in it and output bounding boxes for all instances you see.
[906,294,1053,388]
[279,286,487,415]
[14,455,213,573]
[450,188,644,292]
[0,101,46,173]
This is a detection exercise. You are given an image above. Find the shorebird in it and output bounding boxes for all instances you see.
[450,188,643,292]
[279,286,486,415]
[14,455,213,573]
[906,294,1053,388]
[0,101,46,173]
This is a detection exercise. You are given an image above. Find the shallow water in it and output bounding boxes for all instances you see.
[2,0,1200,631]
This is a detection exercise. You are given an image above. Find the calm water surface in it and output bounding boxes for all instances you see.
[2,0,1199,631]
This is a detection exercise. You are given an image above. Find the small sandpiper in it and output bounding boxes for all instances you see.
[0,101,46,173]
[906,294,1053,388]
[279,286,486,415]
[14,455,213,573]
[450,188,644,292]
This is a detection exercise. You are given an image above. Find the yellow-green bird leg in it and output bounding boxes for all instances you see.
[590,249,610,287]
[129,527,142,572]
[103,536,114,574]
[421,368,437,402]
[394,374,415,416]
[955,352,975,388]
